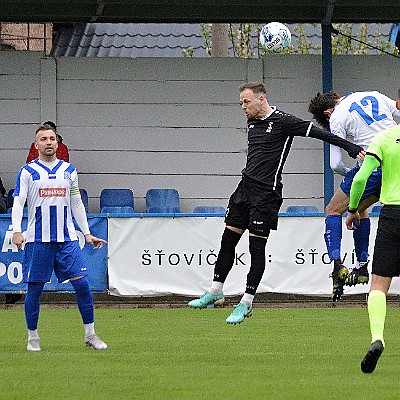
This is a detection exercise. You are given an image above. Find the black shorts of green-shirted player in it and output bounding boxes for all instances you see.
[188,82,365,325]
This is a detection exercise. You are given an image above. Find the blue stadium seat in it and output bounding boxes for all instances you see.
[285,205,319,214]
[80,188,89,213]
[101,206,134,214]
[146,189,180,213]
[100,189,134,213]
[193,206,226,214]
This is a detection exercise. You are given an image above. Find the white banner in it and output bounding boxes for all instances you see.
[108,216,400,297]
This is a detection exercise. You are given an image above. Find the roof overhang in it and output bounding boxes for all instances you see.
[0,1,399,24]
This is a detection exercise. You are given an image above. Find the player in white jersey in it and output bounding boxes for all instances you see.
[12,124,108,351]
[309,91,400,301]
[15,158,80,243]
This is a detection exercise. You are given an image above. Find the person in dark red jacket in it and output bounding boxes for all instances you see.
[26,121,69,163]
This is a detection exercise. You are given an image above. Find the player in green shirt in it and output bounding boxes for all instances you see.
[346,124,400,373]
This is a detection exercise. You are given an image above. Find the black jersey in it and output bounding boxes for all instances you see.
[241,108,362,191]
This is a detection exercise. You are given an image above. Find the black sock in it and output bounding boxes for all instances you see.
[213,228,242,283]
[245,236,268,295]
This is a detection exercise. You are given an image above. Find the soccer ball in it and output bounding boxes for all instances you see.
[259,22,291,53]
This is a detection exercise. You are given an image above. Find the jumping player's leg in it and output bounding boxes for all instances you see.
[347,195,379,286]
[325,188,349,301]
[212,226,243,290]
[187,225,243,309]
[343,165,381,287]
[348,208,370,285]
[225,232,268,325]
[325,188,348,261]
[352,210,370,264]
[353,196,378,258]
[188,186,247,310]
[214,187,247,290]
[325,186,377,299]
[225,197,274,325]
[243,234,268,304]
[326,166,378,265]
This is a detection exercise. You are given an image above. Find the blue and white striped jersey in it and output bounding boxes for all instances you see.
[14,159,79,243]
[330,91,400,149]
[328,91,400,175]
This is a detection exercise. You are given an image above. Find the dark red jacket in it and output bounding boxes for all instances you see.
[26,140,70,163]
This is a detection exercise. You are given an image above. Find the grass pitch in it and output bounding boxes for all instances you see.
[2,306,400,400]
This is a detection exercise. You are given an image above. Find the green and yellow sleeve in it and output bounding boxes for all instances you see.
[349,155,381,210]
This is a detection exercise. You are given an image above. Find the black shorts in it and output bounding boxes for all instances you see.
[225,179,283,236]
[372,206,400,277]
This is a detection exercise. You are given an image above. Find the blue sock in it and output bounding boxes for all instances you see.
[353,217,370,263]
[71,277,94,325]
[25,282,45,331]
[324,214,342,262]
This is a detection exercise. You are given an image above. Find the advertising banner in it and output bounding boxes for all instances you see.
[0,216,108,293]
[108,215,400,297]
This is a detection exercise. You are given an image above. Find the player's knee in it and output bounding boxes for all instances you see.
[325,202,346,216]
[249,235,267,254]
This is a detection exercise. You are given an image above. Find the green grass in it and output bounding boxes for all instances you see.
[2,306,400,399]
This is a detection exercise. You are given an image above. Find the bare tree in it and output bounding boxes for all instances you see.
[211,23,228,57]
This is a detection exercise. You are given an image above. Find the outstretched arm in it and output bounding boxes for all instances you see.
[330,144,351,176]
[307,124,364,159]
[284,115,364,160]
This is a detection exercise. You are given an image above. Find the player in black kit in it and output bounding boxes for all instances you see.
[188,82,365,324]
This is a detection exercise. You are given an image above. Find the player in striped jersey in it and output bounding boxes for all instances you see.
[12,123,107,351]
[309,91,400,301]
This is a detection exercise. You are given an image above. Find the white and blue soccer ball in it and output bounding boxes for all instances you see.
[259,22,291,53]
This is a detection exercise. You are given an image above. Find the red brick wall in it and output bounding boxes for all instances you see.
[0,22,53,52]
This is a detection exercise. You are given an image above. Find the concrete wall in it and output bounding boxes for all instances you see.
[0,52,399,212]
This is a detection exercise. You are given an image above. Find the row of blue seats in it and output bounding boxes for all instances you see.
[6,188,226,215]
[99,188,225,214]
[6,187,384,215]
[285,205,383,215]
[95,194,383,215]
[100,188,179,214]
[100,188,228,214]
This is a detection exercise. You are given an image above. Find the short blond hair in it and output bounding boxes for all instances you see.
[239,82,266,96]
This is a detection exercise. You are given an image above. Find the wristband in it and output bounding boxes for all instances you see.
[348,207,358,214]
